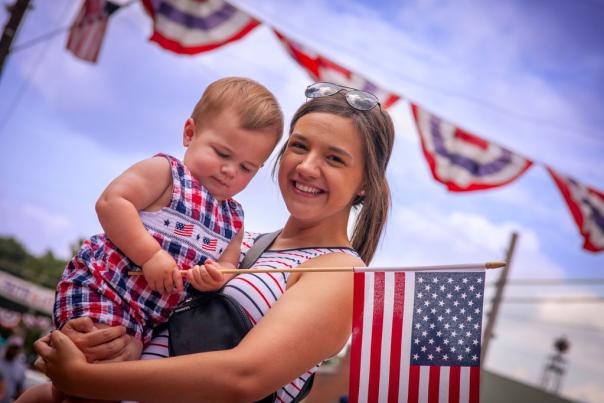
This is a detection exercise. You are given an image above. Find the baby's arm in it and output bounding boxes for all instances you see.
[187,228,243,291]
[96,157,183,294]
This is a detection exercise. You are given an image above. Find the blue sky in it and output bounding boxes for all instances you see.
[1,0,603,401]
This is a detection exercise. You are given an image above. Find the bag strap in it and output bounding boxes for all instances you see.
[240,230,281,270]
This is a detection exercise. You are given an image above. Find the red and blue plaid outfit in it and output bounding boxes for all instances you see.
[53,154,244,344]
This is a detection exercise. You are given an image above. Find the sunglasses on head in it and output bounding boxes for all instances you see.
[304,82,381,111]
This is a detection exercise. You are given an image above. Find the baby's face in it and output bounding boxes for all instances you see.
[182,109,277,201]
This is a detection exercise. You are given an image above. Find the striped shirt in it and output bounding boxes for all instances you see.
[142,232,359,402]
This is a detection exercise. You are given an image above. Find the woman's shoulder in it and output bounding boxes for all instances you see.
[299,249,365,268]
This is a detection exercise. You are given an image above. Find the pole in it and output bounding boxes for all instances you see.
[0,0,32,78]
[481,232,518,364]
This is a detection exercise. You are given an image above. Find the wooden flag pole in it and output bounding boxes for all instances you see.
[128,261,505,276]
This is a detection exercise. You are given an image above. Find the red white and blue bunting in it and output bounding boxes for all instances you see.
[274,30,400,109]
[411,103,533,192]
[548,167,604,252]
[141,0,260,54]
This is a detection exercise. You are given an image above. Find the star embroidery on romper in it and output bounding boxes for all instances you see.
[164,219,170,226]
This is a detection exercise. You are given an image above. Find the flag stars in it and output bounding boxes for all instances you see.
[444,323,450,330]
[418,277,424,284]
[472,355,478,361]
[454,285,461,291]
[458,339,464,345]
[422,331,427,337]
[424,285,431,291]
[431,308,436,314]
[413,354,419,360]
[465,331,471,337]
[438,300,445,307]
[423,315,429,322]
[465,347,471,353]
[461,293,467,299]
[447,293,453,299]
[445,308,451,314]
[462,278,468,284]
[432,293,437,299]
[417,292,423,299]
[428,354,434,360]
[459,324,465,330]
[467,316,473,322]
[424,300,430,306]
[432,278,438,283]
[469,285,475,291]
[451,331,457,337]
[443,354,449,360]
[436,331,442,337]
[468,301,474,307]
[436,346,441,352]
[444,339,450,345]
[415,323,421,329]
[428,338,434,345]
[452,315,458,322]
[474,308,481,314]
[473,324,479,330]
[460,308,466,314]
[448,278,454,284]
[473,339,479,345]
[416,308,422,314]
[421,346,427,352]
[458,355,463,361]
[477,278,483,284]
[437,315,444,322]
[453,301,459,307]
[430,323,435,329]
[440,285,445,291]
[451,347,456,352]
[414,338,420,344]
[476,292,482,299]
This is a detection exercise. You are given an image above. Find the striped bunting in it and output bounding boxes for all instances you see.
[548,167,604,252]
[141,0,260,54]
[412,103,533,192]
[274,30,399,109]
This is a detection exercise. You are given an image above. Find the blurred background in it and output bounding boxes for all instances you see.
[0,0,602,402]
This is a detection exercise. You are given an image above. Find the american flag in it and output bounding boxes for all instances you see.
[66,0,120,63]
[349,270,485,403]
[141,0,260,55]
[202,236,217,252]
[547,167,604,252]
[411,103,533,192]
[274,30,400,109]
[174,222,194,237]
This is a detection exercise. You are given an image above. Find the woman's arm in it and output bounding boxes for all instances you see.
[37,252,362,402]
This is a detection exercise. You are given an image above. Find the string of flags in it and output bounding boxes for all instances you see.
[65,0,603,254]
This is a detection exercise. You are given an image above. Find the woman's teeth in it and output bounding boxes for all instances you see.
[295,182,321,194]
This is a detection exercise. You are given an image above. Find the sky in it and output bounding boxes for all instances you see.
[1,0,603,401]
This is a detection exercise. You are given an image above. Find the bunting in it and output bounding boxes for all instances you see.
[274,30,399,109]
[411,104,533,192]
[547,168,604,252]
[349,270,485,403]
[66,0,121,63]
[141,0,260,55]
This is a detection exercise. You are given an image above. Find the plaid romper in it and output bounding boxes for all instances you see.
[53,153,244,344]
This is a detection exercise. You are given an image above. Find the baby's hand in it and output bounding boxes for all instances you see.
[142,249,183,294]
[187,259,227,292]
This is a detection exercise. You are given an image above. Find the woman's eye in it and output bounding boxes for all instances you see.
[327,155,344,164]
[240,165,252,173]
[289,141,306,150]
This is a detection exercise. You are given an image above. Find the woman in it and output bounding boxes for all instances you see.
[32,82,395,402]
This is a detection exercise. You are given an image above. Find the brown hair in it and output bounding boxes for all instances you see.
[274,92,395,263]
[191,77,283,141]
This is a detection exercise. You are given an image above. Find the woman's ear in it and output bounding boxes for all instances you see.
[183,118,196,146]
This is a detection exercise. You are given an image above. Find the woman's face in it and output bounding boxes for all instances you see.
[278,112,366,224]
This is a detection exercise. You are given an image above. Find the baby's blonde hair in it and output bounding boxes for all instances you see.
[191,77,283,142]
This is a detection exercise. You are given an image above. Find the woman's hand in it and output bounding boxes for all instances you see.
[35,330,88,394]
[60,317,136,362]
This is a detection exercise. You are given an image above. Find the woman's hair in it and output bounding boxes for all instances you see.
[274,92,395,263]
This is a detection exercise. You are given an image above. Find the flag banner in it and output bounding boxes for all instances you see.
[349,270,485,403]
[0,307,21,329]
[66,0,121,63]
[547,167,604,252]
[274,30,400,109]
[411,104,533,192]
[141,0,260,55]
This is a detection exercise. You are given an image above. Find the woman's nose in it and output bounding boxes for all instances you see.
[296,154,320,177]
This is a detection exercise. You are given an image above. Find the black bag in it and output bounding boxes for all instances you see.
[167,231,315,403]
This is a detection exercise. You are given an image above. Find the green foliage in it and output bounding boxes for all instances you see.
[0,236,67,289]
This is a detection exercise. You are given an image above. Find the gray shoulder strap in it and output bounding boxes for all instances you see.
[240,230,281,270]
